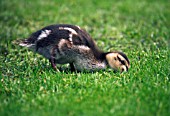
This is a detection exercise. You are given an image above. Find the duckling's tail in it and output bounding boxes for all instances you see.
[12,39,23,45]
[12,38,35,49]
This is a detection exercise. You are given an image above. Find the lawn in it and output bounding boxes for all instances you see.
[0,0,170,115]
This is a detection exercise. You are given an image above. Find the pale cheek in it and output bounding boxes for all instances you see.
[109,61,119,70]
[114,61,120,68]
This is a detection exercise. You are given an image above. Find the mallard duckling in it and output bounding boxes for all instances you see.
[19,24,130,72]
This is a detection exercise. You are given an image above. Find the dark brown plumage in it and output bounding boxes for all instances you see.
[19,24,130,72]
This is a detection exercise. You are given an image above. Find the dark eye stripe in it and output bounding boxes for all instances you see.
[121,60,125,65]
[117,56,121,62]
[117,56,125,65]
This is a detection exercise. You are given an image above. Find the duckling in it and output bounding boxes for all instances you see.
[19,24,130,72]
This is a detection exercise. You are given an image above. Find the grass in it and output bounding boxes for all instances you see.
[0,0,170,115]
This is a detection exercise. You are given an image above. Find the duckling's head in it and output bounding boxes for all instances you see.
[105,52,130,72]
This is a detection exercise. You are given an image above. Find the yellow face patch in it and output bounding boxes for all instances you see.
[106,52,130,72]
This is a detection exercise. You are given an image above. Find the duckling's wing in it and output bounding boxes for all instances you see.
[40,24,104,59]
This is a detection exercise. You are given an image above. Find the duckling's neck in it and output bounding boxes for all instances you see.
[91,47,106,60]
[94,50,110,68]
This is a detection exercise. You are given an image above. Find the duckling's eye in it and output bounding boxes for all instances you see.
[114,57,117,60]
